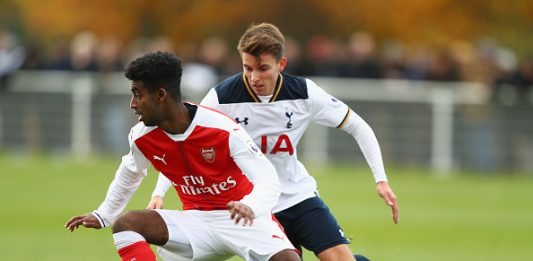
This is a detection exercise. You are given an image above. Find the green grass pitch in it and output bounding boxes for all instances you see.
[1,154,532,260]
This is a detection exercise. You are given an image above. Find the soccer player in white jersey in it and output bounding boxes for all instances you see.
[149,23,399,261]
[64,51,301,261]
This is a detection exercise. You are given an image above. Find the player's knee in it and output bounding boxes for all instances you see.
[112,211,144,233]
[317,244,355,261]
[112,210,169,246]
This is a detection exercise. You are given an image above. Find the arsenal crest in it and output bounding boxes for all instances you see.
[200,147,216,163]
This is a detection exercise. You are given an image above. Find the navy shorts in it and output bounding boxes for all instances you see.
[274,196,350,255]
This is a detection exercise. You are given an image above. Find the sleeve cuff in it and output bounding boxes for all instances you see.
[91,211,109,228]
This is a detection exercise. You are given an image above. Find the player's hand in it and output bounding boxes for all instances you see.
[147,195,164,209]
[377,181,399,224]
[64,214,102,232]
[226,201,255,226]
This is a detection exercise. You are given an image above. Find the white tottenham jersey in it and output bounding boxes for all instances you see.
[154,73,388,213]
[93,103,280,227]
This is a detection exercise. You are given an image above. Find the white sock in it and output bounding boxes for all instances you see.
[113,231,146,250]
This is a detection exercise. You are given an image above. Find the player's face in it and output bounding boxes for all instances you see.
[242,52,287,96]
[130,80,163,126]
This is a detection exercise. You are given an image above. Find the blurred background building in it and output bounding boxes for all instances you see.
[0,0,532,173]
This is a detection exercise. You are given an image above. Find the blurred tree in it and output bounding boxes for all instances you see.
[6,0,533,55]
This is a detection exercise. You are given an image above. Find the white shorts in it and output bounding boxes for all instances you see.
[154,209,295,261]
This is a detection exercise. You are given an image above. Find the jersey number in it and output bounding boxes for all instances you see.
[261,135,294,155]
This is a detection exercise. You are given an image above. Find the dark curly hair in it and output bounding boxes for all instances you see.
[124,51,183,101]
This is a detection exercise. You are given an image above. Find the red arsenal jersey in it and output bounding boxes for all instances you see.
[94,103,279,226]
[134,123,254,211]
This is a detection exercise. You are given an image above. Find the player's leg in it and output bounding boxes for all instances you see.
[312,242,376,261]
[316,244,354,260]
[354,254,371,261]
[275,196,362,261]
[112,209,168,261]
[154,209,237,260]
[216,211,300,261]
[113,209,200,261]
[269,249,301,261]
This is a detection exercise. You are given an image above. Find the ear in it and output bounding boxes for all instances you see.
[278,57,287,72]
[155,87,167,103]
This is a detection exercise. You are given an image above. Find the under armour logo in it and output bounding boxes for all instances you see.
[153,154,167,165]
[285,109,293,129]
[235,117,249,125]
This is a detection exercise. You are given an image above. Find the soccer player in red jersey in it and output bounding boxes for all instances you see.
[149,23,399,261]
[65,51,300,261]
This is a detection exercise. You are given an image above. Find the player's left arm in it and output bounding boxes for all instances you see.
[147,173,172,209]
[227,125,281,225]
[376,179,399,224]
[307,79,399,224]
[338,109,399,224]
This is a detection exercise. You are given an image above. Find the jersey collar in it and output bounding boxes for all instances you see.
[242,73,284,103]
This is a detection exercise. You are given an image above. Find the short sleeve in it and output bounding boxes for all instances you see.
[307,79,350,128]
[200,88,219,108]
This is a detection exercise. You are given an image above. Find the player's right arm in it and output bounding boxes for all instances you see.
[65,152,148,231]
[66,124,150,231]
[65,214,102,232]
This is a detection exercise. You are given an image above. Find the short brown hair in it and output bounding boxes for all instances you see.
[237,23,285,61]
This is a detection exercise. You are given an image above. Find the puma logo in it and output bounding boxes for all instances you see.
[272,234,284,240]
[153,154,167,165]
